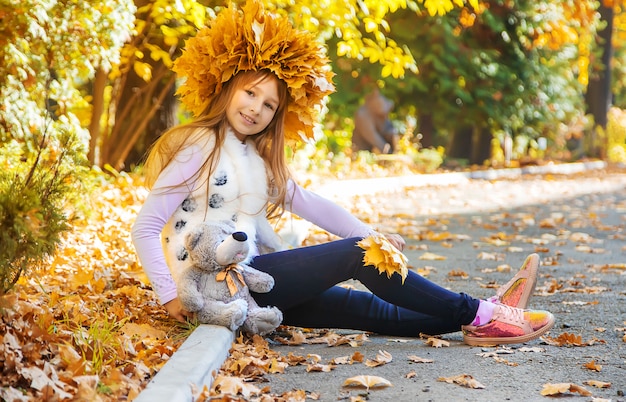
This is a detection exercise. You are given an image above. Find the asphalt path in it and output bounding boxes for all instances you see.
[260,169,626,402]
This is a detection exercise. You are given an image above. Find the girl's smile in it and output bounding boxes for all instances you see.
[227,76,280,141]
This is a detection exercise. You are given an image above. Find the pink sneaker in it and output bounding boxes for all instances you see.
[489,253,539,309]
[463,304,555,346]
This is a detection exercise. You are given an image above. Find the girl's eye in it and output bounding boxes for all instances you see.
[264,102,275,111]
[246,90,254,96]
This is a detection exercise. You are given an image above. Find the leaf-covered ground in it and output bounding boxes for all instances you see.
[2,165,626,401]
[0,173,191,401]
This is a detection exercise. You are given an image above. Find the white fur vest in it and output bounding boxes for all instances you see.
[162,129,283,282]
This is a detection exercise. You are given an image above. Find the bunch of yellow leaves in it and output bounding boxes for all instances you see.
[172,0,335,143]
[357,234,408,283]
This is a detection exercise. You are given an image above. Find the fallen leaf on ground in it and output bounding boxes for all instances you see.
[476,348,518,366]
[419,252,446,261]
[331,356,352,365]
[343,375,392,390]
[351,351,365,363]
[542,332,605,346]
[306,363,336,372]
[211,375,262,398]
[437,374,485,389]
[387,338,411,343]
[575,245,605,253]
[540,382,591,396]
[424,337,450,348]
[584,379,611,388]
[447,269,469,278]
[518,346,545,353]
[407,355,434,363]
[569,232,594,243]
[476,251,501,260]
[120,322,166,340]
[583,360,602,372]
[365,350,392,367]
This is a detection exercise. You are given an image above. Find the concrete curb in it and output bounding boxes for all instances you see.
[134,160,608,401]
[134,325,234,402]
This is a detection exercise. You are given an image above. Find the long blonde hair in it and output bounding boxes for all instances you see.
[143,70,291,218]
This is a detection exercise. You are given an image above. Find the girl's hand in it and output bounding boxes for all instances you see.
[385,233,406,252]
[163,298,194,323]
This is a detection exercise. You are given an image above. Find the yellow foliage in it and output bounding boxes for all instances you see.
[605,107,626,163]
[423,0,462,16]
[133,61,152,82]
[357,233,409,283]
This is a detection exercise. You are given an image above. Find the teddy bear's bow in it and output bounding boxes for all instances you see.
[216,264,246,296]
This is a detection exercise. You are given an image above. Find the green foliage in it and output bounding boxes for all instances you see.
[328,0,594,160]
[0,0,135,147]
[0,0,123,294]
[0,128,90,294]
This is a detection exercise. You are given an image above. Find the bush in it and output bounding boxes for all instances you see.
[0,129,89,294]
[605,107,626,163]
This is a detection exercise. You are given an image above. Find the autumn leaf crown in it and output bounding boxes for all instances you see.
[172,0,336,143]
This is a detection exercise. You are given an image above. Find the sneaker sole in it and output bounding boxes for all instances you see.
[463,313,555,347]
[500,253,540,309]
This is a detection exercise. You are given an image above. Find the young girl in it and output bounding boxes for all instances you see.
[131,0,554,347]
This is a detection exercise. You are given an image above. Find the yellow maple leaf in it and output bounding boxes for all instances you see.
[357,234,408,283]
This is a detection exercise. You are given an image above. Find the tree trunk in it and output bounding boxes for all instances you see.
[447,126,473,160]
[87,68,107,166]
[471,127,492,165]
[584,3,614,158]
[99,53,177,171]
[124,78,177,168]
[91,0,179,171]
[417,113,434,148]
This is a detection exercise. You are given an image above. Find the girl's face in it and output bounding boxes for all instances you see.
[226,75,280,142]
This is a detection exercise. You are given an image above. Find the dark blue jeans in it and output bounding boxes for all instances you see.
[250,237,480,336]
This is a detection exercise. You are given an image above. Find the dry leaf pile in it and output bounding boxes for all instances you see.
[192,330,398,400]
[0,173,190,401]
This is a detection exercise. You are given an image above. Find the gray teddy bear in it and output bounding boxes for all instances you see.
[177,220,283,335]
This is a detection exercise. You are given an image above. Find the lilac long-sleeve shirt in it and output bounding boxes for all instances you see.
[131,143,374,305]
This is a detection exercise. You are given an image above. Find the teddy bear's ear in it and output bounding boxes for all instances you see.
[185,227,203,250]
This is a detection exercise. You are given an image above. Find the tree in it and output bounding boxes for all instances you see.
[585,0,618,158]
[0,0,127,292]
[89,0,211,170]
[4,0,610,170]
[331,1,590,164]
[0,0,135,153]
